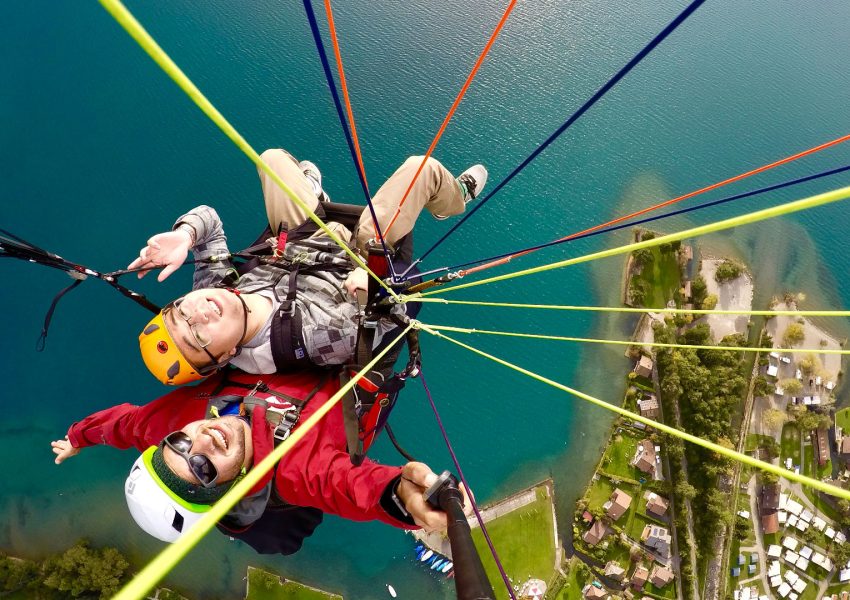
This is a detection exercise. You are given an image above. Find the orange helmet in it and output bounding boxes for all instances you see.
[139,312,203,385]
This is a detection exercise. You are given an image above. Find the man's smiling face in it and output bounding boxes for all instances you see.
[163,288,246,369]
[162,416,253,485]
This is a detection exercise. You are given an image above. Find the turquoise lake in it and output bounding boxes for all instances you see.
[3,1,850,598]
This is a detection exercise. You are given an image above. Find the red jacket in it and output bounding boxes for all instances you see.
[67,370,413,530]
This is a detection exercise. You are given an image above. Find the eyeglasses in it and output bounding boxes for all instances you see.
[162,431,219,488]
[166,297,218,369]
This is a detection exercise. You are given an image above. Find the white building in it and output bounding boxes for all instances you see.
[782,536,799,550]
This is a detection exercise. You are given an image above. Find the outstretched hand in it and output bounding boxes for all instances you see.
[51,437,81,465]
[127,229,192,282]
[397,462,473,532]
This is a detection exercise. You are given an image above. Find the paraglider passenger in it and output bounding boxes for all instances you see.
[129,149,487,385]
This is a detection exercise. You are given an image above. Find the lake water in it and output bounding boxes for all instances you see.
[3,1,850,598]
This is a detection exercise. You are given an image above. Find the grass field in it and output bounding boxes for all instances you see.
[781,423,802,467]
[643,582,678,600]
[632,245,681,309]
[602,430,643,480]
[246,568,341,600]
[586,476,616,512]
[626,512,654,542]
[803,444,814,477]
[745,433,774,453]
[471,487,556,600]
[836,407,850,431]
[552,557,590,600]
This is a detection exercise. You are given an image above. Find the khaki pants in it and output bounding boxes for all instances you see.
[259,149,465,254]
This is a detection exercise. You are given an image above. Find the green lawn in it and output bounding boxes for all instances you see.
[745,433,774,453]
[803,444,814,477]
[798,580,820,600]
[734,493,756,546]
[826,582,850,597]
[627,512,654,542]
[727,538,744,592]
[604,539,633,572]
[632,376,654,391]
[553,557,591,600]
[602,430,643,480]
[836,407,850,432]
[643,583,677,600]
[246,568,341,600]
[763,532,779,547]
[586,477,616,513]
[781,423,802,467]
[633,245,681,308]
[818,459,833,479]
[471,488,556,600]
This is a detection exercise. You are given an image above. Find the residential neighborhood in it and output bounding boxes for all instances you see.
[566,233,850,600]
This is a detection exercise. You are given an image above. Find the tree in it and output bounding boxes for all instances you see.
[633,248,654,267]
[833,543,850,568]
[630,279,650,306]
[0,554,39,595]
[783,322,805,347]
[715,259,743,282]
[762,408,786,431]
[41,540,129,599]
[761,437,780,460]
[753,375,774,398]
[702,294,718,310]
[691,276,708,305]
[734,518,750,541]
[780,378,803,396]
[793,410,823,432]
[675,481,698,502]
[683,323,712,346]
[798,353,821,376]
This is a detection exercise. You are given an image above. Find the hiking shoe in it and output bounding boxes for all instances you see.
[434,164,488,220]
[299,160,331,202]
[458,164,488,203]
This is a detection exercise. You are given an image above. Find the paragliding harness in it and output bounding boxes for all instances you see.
[340,240,421,465]
[202,369,330,555]
[216,201,422,466]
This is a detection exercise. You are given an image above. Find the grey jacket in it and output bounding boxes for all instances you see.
[174,205,358,366]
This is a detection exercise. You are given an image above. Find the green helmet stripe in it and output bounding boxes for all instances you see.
[141,447,211,513]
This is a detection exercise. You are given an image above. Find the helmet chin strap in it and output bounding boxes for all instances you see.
[227,288,252,346]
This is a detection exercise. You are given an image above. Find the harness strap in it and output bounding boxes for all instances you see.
[269,264,312,371]
[339,367,369,466]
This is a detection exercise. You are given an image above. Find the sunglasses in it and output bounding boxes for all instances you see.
[162,431,219,488]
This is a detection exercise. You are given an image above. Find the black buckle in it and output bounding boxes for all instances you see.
[268,406,300,443]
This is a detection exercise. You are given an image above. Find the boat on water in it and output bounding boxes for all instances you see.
[420,549,433,562]
[387,583,397,598]
[431,559,445,570]
[441,561,453,573]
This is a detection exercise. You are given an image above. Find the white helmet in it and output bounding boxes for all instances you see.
[125,447,211,542]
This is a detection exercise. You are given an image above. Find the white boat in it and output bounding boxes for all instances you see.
[387,583,397,598]
[441,561,453,573]
[420,550,433,562]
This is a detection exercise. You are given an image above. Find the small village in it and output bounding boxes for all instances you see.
[567,231,850,600]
